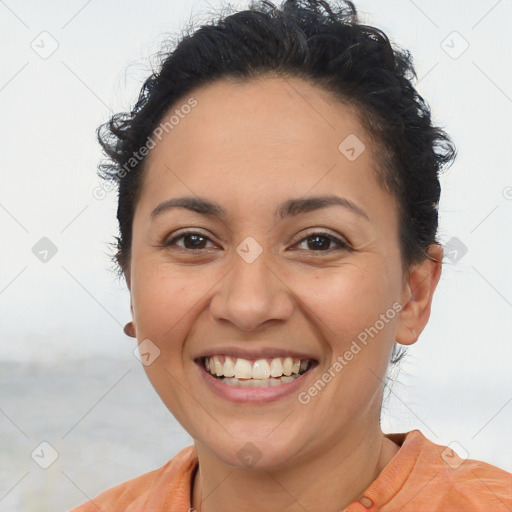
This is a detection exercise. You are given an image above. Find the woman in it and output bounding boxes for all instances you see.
[70,0,512,510]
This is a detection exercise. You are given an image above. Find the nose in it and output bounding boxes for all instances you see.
[209,244,294,332]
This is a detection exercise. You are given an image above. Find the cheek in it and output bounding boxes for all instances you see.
[292,259,398,342]
[131,252,399,345]
[299,260,398,390]
[131,260,197,352]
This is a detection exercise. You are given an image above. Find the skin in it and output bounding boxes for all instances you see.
[125,75,443,512]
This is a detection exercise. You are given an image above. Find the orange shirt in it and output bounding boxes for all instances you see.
[69,429,512,511]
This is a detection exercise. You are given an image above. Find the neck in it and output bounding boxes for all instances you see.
[191,425,400,512]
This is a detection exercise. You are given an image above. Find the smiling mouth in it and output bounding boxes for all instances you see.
[200,355,316,387]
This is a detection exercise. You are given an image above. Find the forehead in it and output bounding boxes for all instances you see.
[139,75,394,222]
[150,75,368,163]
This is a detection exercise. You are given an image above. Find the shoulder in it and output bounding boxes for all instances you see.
[68,445,197,512]
[384,430,512,512]
[431,447,512,511]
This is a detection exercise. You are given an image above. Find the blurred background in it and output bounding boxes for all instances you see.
[0,0,511,510]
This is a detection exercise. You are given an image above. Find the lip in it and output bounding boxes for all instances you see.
[196,359,317,404]
[194,346,318,362]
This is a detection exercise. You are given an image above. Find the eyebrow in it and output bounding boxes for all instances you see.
[150,195,370,222]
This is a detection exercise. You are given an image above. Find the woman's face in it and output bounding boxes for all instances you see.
[129,76,416,468]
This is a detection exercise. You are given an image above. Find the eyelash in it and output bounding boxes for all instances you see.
[163,229,351,254]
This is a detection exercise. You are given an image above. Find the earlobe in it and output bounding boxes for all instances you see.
[123,321,136,338]
[395,244,443,346]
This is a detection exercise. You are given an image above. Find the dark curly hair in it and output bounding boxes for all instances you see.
[96,0,456,365]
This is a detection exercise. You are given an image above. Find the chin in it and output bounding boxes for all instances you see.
[199,427,306,470]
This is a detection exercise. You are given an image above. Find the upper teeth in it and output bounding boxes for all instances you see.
[204,356,309,379]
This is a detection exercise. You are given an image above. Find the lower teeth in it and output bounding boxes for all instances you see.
[220,375,300,387]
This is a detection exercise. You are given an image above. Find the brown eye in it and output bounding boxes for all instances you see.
[294,231,350,253]
[164,231,216,250]
[163,229,350,253]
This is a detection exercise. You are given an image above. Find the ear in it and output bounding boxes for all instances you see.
[123,269,137,338]
[395,244,443,345]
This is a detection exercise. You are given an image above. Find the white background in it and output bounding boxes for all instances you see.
[0,0,511,510]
